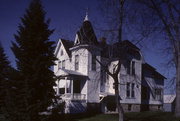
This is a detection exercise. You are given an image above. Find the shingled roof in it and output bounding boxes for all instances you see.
[100,40,141,58]
[75,20,99,45]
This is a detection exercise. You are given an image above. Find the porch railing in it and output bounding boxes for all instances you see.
[60,93,86,100]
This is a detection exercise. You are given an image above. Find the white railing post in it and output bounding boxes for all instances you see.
[71,80,73,94]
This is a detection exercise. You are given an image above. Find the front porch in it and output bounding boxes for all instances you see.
[55,69,88,101]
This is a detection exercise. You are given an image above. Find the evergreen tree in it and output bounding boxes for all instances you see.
[0,43,12,121]
[11,0,56,120]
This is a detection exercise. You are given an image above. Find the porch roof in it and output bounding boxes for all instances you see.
[56,69,88,80]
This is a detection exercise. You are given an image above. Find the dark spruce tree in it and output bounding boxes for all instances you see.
[11,0,56,120]
[0,43,14,121]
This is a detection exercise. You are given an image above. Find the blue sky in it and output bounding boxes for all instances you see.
[0,0,175,94]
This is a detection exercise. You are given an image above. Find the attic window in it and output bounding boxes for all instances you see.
[131,61,135,75]
[61,50,63,56]
[58,61,61,69]
[62,60,65,69]
[75,55,79,71]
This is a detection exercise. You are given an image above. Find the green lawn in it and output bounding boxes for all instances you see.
[76,112,180,121]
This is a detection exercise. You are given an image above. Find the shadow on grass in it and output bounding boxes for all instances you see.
[125,111,180,121]
[46,112,99,121]
[45,111,180,121]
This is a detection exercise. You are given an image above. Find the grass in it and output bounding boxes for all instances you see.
[77,114,118,121]
[75,112,180,121]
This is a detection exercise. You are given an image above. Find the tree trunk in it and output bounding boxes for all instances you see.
[114,76,124,121]
[175,49,180,117]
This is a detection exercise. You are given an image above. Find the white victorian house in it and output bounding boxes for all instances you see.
[53,14,166,113]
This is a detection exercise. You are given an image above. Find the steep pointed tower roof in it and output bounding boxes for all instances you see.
[84,10,89,21]
[74,12,98,46]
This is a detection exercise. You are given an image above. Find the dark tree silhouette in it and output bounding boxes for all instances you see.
[11,0,56,120]
[0,43,14,121]
[136,0,180,117]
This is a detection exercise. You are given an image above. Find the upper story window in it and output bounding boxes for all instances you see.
[92,55,96,71]
[58,61,61,69]
[155,89,162,100]
[75,55,79,71]
[62,60,65,69]
[131,61,135,75]
[127,60,130,74]
[61,50,63,56]
[126,61,136,76]
[126,82,135,98]
[126,82,130,98]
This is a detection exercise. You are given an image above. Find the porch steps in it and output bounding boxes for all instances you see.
[68,101,87,113]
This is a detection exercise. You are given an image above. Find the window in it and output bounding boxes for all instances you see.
[127,60,130,74]
[131,61,135,75]
[61,50,63,56]
[75,55,79,70]
[58,61,61,69]
[155,89,162,100]
[92,55,96,71]
[59,88,65,94]
[126,83,130,98]
[62,60,65,69]
[131,83,135,98]
[126,82,135,98]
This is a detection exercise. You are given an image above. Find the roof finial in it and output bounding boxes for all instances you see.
[84,8,89,21]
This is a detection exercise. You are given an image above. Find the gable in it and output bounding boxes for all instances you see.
[55,39,73,58]
[61,39,74,57]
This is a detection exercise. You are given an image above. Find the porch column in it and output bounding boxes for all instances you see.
[65,77,67,94]
[57,79,60,95]
[71,80,73,94]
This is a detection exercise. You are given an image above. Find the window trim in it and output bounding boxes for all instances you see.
[126,82,135,98]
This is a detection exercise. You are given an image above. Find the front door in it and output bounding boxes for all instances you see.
[73,80,81,93]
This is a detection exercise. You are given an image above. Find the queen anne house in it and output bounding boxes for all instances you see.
[53,14,166,113]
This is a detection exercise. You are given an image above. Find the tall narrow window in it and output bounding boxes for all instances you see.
[62,60,65,69]
[75,55,79,70]
[61,50,63,56]
[126,82,130,98]
[127,60,130,74]
[131,61,135,75]
[131,83,135,98]
[58,61,61,69]
[92,55,96,71]
[155,89,162,100]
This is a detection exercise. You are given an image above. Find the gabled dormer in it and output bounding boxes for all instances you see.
[54,39,73,73]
